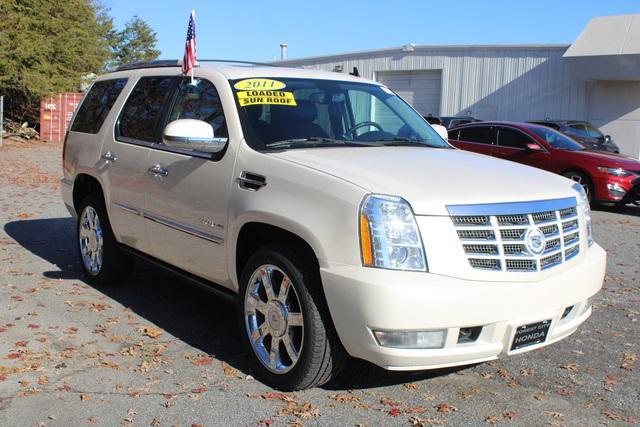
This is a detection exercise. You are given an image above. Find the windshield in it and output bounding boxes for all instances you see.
[231,77,450,150]
[531,127,585,151]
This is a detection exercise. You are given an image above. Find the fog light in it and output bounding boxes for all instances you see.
[373,330,446,349]
[607,183,627,199]
[561,306,573,319]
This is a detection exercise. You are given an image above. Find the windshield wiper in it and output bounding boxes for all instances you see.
[265,137,377,149]
[373,137,438,147]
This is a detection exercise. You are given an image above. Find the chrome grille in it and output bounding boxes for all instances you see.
[457,229,495,240]
[448,197,581,273]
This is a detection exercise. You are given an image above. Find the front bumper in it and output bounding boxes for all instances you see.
[321,244,606,370]
[595,175,640,204]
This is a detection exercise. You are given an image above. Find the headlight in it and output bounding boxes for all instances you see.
[596,167,635,178]
[573,183,593,246]
[359,195,427,271]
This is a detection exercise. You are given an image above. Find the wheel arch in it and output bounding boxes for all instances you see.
[231,216,326,290]
[72,173,106,215]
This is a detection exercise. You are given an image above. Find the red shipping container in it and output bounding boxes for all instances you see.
[39,93,83,142]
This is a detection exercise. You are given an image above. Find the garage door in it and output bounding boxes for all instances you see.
[377,70,442,116]
[588,80,640,158]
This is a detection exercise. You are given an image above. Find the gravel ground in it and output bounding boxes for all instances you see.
[0,139,638,426]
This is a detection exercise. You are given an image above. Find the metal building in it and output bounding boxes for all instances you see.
[279,14,640,158]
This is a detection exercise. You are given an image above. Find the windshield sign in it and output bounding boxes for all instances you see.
[231,77,449,151]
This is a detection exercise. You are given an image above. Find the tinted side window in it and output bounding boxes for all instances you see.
[498,128,533,149]
[566,124,588,137]
[167,79,228,138]
[119,77,176,142]
[70,78,127,134]
[458,127,496,145]
[448,129,460,140]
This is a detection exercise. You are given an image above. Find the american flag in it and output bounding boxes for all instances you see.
[182,10,197,74]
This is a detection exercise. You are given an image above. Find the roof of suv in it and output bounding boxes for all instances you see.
[103,60,374,84]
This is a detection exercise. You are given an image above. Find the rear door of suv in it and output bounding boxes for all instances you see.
[108,74,177,255]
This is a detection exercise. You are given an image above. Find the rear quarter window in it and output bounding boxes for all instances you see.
[70,78,128,134]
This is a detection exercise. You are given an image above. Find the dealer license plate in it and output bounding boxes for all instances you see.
[510,319,551,351]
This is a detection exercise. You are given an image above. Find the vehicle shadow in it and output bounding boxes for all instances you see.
[594,203,640,218]
[4,217,462,390]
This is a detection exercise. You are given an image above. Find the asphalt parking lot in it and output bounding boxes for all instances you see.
[0,139,638,426]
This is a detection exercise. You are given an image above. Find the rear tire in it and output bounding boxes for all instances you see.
[237,243,346,390]
[77,195,132,285]
[563,171,594,203]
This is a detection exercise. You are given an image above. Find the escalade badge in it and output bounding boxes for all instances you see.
[525,228,546,255]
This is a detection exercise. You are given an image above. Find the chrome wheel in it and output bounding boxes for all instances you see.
[244,264,304,374]
[567,174,591,200]
[79,206,104,276]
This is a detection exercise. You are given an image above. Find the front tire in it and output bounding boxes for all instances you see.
[237,244,346,390]
[77,195,132,285]
[563,171,594,203]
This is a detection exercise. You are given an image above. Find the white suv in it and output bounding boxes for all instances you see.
[61,60,606,390]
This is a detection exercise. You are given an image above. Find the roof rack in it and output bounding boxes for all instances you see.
[114,59,279,72]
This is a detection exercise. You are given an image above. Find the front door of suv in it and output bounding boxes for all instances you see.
[143,78,233,285]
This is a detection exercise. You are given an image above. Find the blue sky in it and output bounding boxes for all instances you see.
[103,1,640,62]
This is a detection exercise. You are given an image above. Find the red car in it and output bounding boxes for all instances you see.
[448,121,640,205]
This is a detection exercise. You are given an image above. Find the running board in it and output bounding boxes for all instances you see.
[119,245,236,303]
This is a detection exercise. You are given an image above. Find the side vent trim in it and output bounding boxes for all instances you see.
[238,171,267,191]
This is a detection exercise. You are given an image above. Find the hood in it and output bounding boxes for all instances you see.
[570,149,640,169]
[269,147,578,215]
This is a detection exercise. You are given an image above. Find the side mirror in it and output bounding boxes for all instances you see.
[432,124,448,141]
[526,143,543,151]
[162,119,227,153]
[604,135,611,143]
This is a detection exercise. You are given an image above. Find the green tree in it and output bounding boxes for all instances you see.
[0,0,114,123]
[109,16,160,68]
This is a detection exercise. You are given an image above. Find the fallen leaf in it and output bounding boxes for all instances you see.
[150,418,161,427]
[435,403,458,413]
[388,408,402,417]
[261,391,294,402]
[191,387,206,394]
[403,382,419,390]
[256,420,274,426]
[38,375,48,385]
[141,326,163,339]
[485,415,501,424]
[380,396,401,406]
[17,213,32,219]
[329,393,359,402]
[503,411,519,420]
[562,363,579,372]
[27,324,40,329]
[80,394,90,401]
[221,361,239,377]
[14,341,28,347]
[191,357,213,367]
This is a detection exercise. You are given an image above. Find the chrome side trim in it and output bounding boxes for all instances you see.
[447,197,576,216]
[113,201,141,216]
[144,211,224,245]
[112,202,223,244]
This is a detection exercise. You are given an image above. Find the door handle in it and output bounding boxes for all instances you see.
[148,164,168,176]
[101,151,117,162]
